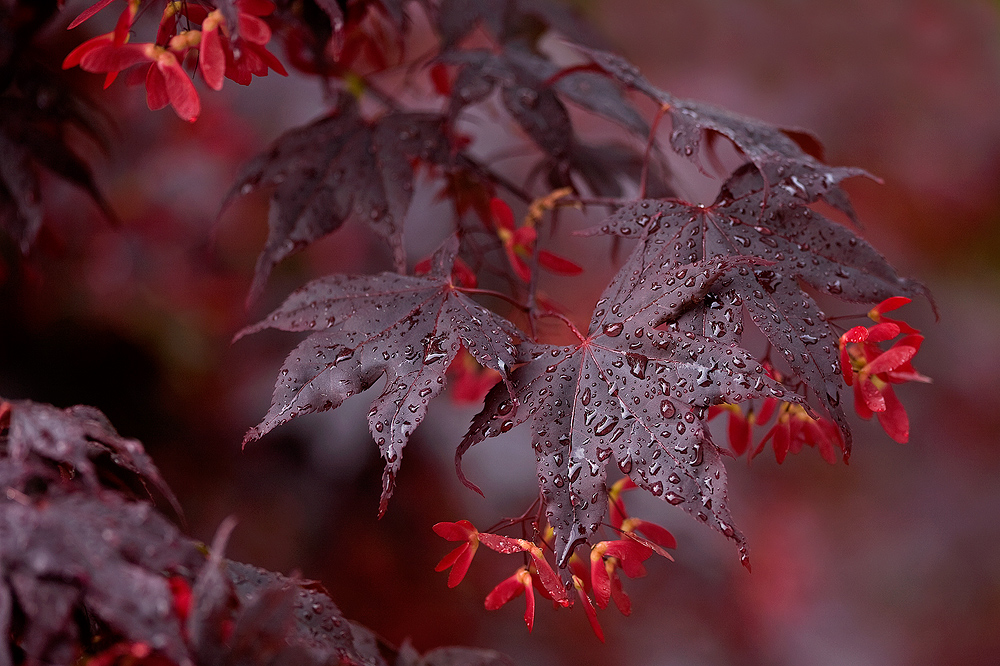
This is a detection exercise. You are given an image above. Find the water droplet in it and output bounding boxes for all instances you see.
[627,353,648,379]
[594,415,619,437]
[664,491,684,505]
[660,399,676,419]
[603,322,624,337]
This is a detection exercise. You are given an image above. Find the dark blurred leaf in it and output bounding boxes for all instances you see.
[0,57,115,251]
[0,491,203,665]
[4,398,181,513]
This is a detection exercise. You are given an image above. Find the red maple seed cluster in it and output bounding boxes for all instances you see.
[839,297,930,443]
[434,478,675,642]
[63,0,287,122]
[708,297,927,464]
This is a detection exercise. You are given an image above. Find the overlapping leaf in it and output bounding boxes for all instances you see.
[223,92,455,301]
[458,257,787,565]
[0,397,202,665]
[0,490,204,666]
[435,0,602,52]
[587,166,927,449]
[1,394,514,665]
[241,236,521,514]
[222,561,370,665]
[4,399,181,512]
[444,46,647,159]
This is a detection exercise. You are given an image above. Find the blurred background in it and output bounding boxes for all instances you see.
[2,0,999,664]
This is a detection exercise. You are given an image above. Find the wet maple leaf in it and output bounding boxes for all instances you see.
[223,91,455,302]
[458,257,788,565]
[240,236,521,515]
[570,46,870,216]
[587,165,928,451]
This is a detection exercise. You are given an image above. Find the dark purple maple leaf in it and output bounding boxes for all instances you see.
[570,46,870,216]
[445,46,649,161]
[0,491,203,665]
[0,397,518,665]
[457,257,788,566]
[435,0,601,52]
[223,92,455,302]
[241,236,521,515]
[0,6,115,252]
[586,165,928,451]
[0,397,203,665]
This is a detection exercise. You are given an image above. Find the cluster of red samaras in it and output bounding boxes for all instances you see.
[434,478,674,642]
[711,296,929,463]
[63,0,287,122]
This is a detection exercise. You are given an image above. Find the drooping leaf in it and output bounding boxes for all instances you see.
[571,46,870,216]
[446,49,574,160]
[444,46,654,199]
[436,0,511,49]
[0,76,116,252]
[224,92,456,301]
[500,47,648,137]
[241,236,521,514]
[3,398,181,514]
[458,257,788,565]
